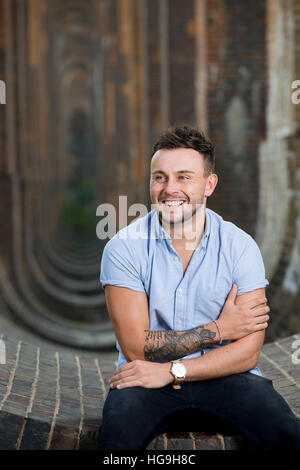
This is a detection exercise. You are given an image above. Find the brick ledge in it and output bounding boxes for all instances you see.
[0,333,299,450]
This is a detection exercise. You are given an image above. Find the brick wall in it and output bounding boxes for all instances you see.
[0,332,298,450]
[256,0,300,340]
[206,0,267,236]
[0,0,298,346]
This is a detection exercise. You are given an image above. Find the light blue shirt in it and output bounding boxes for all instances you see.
[100,208,269,376]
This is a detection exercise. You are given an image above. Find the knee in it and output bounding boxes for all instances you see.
[276,417,300,450]
[262,415,300,450]
[104,387,146,423]
[98,388,149,450]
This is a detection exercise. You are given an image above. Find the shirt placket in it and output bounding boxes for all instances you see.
[174,254,185,330]
[171,239,208,331]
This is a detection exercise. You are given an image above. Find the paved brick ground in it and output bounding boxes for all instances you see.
[0,329,299,450]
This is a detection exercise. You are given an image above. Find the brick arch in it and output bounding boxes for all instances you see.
[256,0,300,340]
[0,0,114,348]
[0,0,299,348]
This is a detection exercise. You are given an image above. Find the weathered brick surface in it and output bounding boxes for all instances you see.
[0,0,299,451]
[0,0,298,358]
[206,0,267,237]
[0,412,25,450]
[0,332,298,450]
[19,418,51,451]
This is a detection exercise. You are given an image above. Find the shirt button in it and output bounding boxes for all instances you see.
[173,256,178,261]
[178,319,182,324]
[178,288,183,293]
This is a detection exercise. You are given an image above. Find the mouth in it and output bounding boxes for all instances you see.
[159,199,188,209]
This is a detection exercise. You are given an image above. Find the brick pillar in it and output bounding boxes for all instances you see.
[256,0,300,339]
[205,0,267,236]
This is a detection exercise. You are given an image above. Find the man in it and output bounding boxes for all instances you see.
[98,125,300,450]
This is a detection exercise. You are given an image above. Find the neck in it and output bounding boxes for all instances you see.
[161,205,206,251]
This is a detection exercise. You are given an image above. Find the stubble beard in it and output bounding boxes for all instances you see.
[158,193,206,240]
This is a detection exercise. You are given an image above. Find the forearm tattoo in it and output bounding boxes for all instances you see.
[144,326,216,363]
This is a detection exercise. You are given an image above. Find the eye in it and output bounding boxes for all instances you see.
[179,175,189,180]
[154,175,164,181]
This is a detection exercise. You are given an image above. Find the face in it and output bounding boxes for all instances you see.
[150,148,217,228]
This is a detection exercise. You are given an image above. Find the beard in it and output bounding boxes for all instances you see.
[158,193,205,227]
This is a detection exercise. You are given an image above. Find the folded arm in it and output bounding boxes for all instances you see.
[184,288,267,381]
[104,285,220,363]
[104,284,268,364]
[184,330,264,382]
[109,287,269,390]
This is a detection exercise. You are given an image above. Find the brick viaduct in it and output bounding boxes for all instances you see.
[0,0,299,450]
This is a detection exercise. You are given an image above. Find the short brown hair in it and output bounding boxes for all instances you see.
[151,125,215,176]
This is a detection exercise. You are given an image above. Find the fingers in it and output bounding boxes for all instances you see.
[110,380,143,390]
[110,370,144,389]
[111,362,135,378]
[254,321,268,331]
[110,368,136,386]
[254,313,270,324]
[118,362,134,372]
[110,360,145,389]
[112,380,142,390]
[252,305,270,317]
[252,311,269,332]
[242,296,268,310]
[226,283,238,304]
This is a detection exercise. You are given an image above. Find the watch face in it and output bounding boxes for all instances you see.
[172,363,186,378]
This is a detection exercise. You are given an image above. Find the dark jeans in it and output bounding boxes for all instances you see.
[98,372,300,450]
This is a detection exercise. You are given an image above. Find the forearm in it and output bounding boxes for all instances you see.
[184,331,264,381]
[142,322,219,363]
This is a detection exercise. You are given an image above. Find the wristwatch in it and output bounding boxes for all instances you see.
[169,361,186,390]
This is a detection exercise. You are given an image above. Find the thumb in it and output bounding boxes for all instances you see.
[226,283,238,304]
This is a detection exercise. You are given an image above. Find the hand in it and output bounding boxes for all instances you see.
[218,284,270,341]
[109,360,174,390]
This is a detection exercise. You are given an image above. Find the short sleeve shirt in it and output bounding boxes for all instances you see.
[100,208,269,375]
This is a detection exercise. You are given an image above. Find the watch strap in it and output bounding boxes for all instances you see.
[170,361,185,390]
[172,376,184,390]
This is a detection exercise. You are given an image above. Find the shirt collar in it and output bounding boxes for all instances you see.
[151,208,211,252]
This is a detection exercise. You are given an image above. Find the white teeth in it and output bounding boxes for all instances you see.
[163,200,185,206]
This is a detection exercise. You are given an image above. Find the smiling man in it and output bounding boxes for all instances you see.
[97,125,300,450]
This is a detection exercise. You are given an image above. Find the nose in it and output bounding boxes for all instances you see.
[163,176,182,194]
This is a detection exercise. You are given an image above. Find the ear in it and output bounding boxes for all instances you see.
[205,173,218,197]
